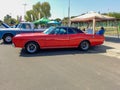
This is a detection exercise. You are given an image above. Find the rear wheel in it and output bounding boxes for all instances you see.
[79,41,90,51]
[3,34,13,44]
[25,42,39,54]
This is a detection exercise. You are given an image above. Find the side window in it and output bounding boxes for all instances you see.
[50,28,67,35]
[50,28,59,34]
[73,28,83,33]
[21,24,26,29]
[21,24,31,29]
[68,28,76,34]
[59,28,67,35]
[26,24,31,29]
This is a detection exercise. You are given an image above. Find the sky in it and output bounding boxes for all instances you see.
[0,0,120,20]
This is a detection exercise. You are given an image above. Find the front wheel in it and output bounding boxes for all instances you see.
[25,42,39,54]
[79,41,90,51]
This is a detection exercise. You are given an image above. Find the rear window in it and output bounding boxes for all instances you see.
[68,27,83,34]
[72,28,83,33]
[68,28,76,34]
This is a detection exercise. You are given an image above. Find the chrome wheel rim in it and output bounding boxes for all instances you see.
[81,41,89,50]
[27,43,37,53]
[5,36,12,43]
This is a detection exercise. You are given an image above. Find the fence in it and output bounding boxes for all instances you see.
[71,22,120,38]
[104,27,119,36]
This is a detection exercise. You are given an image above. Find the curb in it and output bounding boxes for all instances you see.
[107,49,120,55]
[103,38,120,59]
[106,49,120,59]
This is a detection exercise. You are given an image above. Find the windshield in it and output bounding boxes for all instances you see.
[43,27,55,34]
[16,23,21,28]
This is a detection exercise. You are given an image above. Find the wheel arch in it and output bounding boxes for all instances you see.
[2,33,14,39]
[79,40,91,47]
[24,40,40,49]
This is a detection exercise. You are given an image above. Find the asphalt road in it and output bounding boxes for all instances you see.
[0,43,120,90]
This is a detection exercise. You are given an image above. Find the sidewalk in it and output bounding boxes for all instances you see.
[103,36,120,58]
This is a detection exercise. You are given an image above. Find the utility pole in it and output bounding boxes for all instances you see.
[68,0,71,27]
[108,8,110,16]
[23,3,27,21]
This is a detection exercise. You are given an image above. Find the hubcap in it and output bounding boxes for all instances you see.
[27,43,37,53]
[81,41,89,50]
[5,36,12,43]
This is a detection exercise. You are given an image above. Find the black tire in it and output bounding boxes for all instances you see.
[3,34,13,44]
[79,41,90,51]
[25,42,39,54]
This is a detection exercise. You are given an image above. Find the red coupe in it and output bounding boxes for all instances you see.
[12,27,104,54]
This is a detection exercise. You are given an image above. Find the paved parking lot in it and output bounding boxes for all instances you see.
[0,43,120,90]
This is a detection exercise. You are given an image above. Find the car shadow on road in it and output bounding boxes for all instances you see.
[19,45,114,57]
[105,37,120,43]
[0,41,12,45]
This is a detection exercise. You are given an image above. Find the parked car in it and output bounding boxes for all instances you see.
[0,22,45,43]
[12,26,105,54]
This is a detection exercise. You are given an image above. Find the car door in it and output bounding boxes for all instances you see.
[44,27,69,48]
[68,28,84,47]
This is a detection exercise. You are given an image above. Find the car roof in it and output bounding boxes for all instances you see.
[54,26,84,33]
[55,26,79,29]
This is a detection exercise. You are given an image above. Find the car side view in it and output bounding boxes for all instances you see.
[12,27,104,54]
[0,22,45,43]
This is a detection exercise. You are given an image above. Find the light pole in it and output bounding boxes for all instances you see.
[68,0,71,27]
[23,3,27,21]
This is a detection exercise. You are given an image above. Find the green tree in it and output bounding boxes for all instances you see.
[41,2,51,18]
[109,12,120,18]
[103,12,120,18]
[4,14,11,25]
[32,2,41,20]
[55,18,61,22]
[4,14,17,26]
[62,17,69,26]
[25,1,51,22]
[25,10,35,22]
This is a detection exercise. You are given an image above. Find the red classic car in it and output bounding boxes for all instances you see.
[12,27,104,54]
